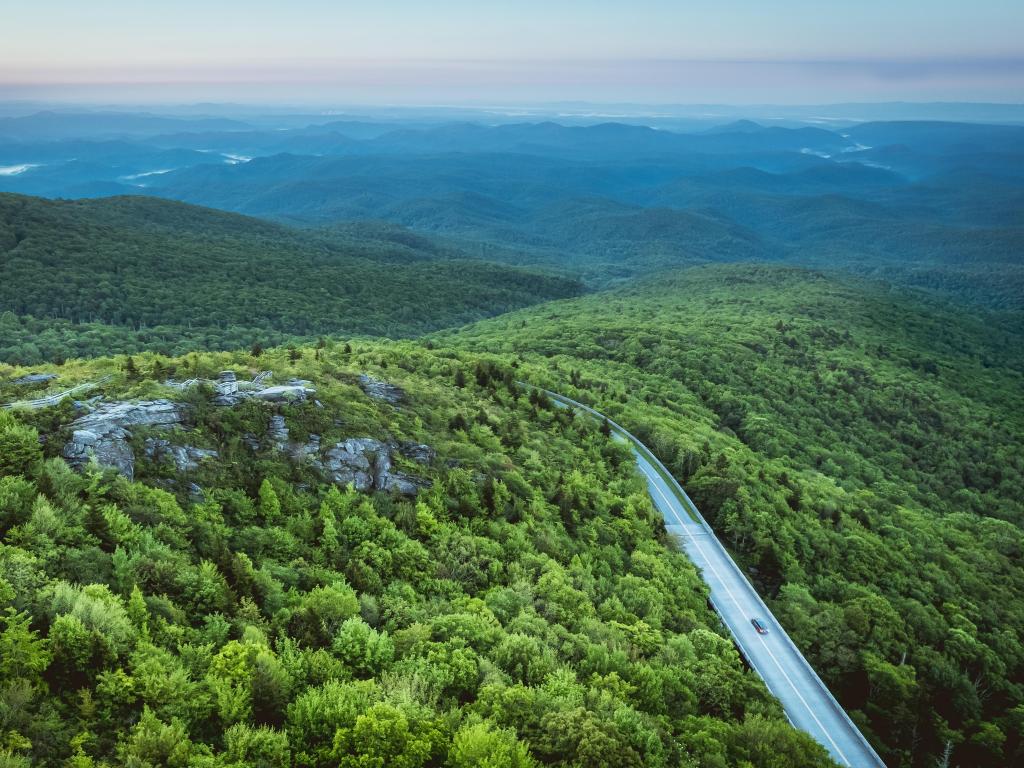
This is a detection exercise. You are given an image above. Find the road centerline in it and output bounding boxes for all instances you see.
[638,463,853,766]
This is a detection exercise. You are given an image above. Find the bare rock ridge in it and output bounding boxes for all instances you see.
[210,370,315,406]
[59,371,431,495]
[144,438,219,474]
[359,374,404,405]
[62,399,188,480]
[315,437,434,495]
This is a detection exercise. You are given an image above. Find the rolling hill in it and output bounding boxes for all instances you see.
[0,193,582,363]
[441,263,1024,767]
[2,117,1021,308]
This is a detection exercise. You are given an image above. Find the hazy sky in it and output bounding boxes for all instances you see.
[3,0,1022,104]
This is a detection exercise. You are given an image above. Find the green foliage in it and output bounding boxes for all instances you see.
[222,723,290,768]
[116,707,193,768]
[0,340,833,767]
[0,412,42,478]
[0,609,50,681]
[445,262,1024,768]
[331,618,395,678]
[449,721,537,768]
[0,193,582,364]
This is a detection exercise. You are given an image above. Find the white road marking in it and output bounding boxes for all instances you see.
[639,463,853,767]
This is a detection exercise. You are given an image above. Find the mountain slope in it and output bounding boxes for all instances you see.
[3,116,1021,309]
[0,341,835,768]
[441,263,1024,768]
[0,193,582,363]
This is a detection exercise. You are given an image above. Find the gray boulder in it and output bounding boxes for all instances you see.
[213,390,248,406]
[212,383,314,406]
[312,437,430,495]
[73,399,184,430]
[379,473,428,496]
[358,375,404,405]
[400,443,437,464]
[187,483,206,502]
[143,437,218,473]
[315,437,384,491]
[62,399,186,480]
[254,385,314,403]
[64,428,135,478]
[268,415,289,446]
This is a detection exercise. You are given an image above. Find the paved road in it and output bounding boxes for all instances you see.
[1,375,112,410]
[540,387,886,768]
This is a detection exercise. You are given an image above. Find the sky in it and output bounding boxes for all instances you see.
[2,0,1023,104]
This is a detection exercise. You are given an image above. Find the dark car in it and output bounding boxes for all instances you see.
[751,618,769,635]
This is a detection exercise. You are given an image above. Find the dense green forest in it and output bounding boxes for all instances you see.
[0,342,835,767]
[0,193,581,364]
[1,111,1022,768]
[6,117,1023,309]
[441,264,1024,768]
[140,150,1024,308]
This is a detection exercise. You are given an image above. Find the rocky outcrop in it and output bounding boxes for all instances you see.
[62,399,186,480]
[311,437,431,495]
[143,438,218,473]
[401,443,437,465]
[359,375,404,405]
[64,428,135,478]
[288,433,321,462]
[56,374,430,496]
[256,385,314,403]
[316,437,381,491]
[268,415,289,446]
[374,447,429,495]
[215,383,314,407]
[218,370,238,393]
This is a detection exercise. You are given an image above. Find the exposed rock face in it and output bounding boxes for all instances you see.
[359,375,404,405]
[143,438,218,473]
[316,437,380,491]
[312,437,430,495]
[255,385,313,403]
[213,390,248,406]
[268,415,289,446]
[401,443,437,464]
[73,396,103,412]
[187,483,206,502]
[64,428,135,478]
[62,399,186,480]
[216,383,314,406]
[56,374,430,498]
[218,371,238,393]
[374,448,427,495]
[288,433,320,462]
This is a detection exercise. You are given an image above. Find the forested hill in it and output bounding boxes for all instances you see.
[0,193,582,364]
[5,117,1022,308]
[0,342,835,767]
[440,263,1024,768]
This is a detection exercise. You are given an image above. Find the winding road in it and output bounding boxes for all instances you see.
[540,387,886,768]
[1,375,113,410]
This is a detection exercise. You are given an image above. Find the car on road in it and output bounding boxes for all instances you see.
[751,618,769,634]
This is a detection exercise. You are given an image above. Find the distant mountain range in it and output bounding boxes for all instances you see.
[1,113,1021,307]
